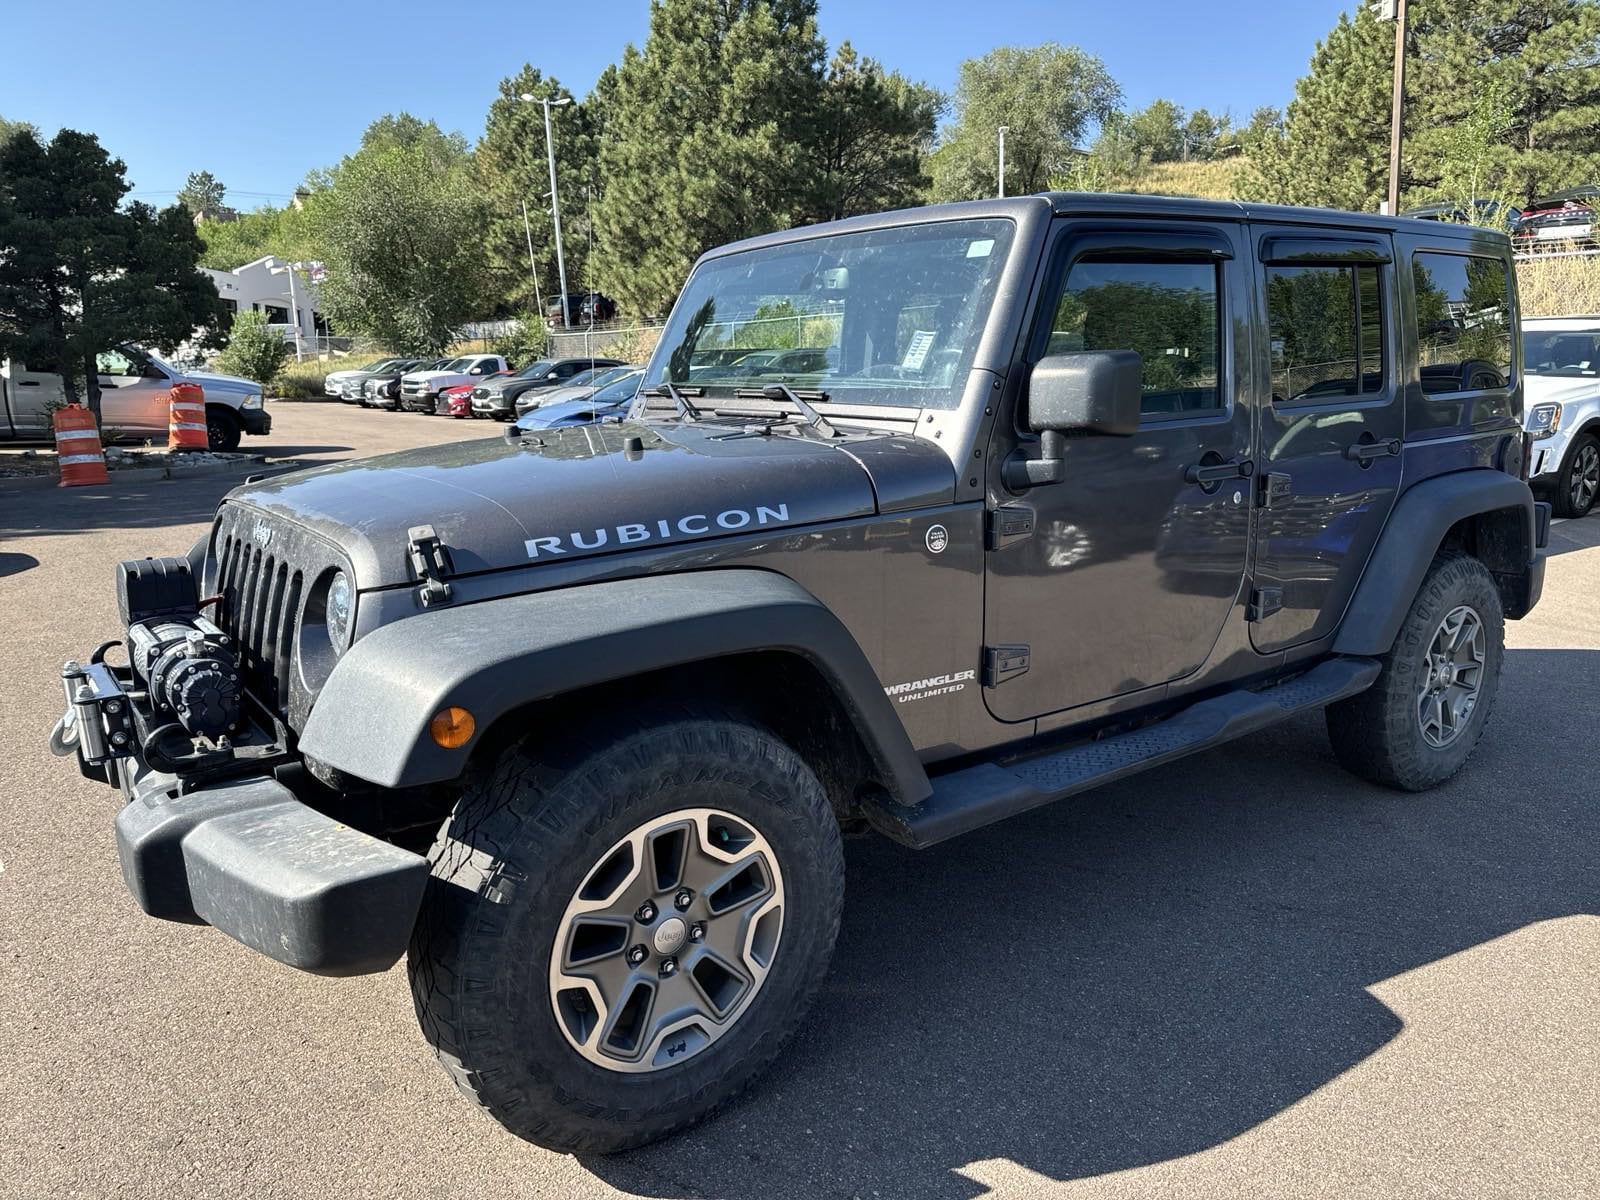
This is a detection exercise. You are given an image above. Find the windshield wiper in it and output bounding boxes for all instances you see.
[641,382,705,422]
[731,385,839,438]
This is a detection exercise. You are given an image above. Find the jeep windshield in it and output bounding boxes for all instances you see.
[1523,328,1600,376]
[647,217,1015,410]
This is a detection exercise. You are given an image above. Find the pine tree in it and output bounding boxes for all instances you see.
[475,66,602,314]
[1250,0,1600,211]
[177,169,227,219]
[593,0,825,317]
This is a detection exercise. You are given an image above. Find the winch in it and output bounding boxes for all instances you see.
[119,555,242,740]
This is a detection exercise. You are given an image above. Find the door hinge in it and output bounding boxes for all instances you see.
[983,644,1030,687]
[1248,586,1283,622]
[986,505,1035,551]
[1258,472,1293,509]
[407,524,454,607]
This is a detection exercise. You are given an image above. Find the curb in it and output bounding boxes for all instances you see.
[0,457,301,494]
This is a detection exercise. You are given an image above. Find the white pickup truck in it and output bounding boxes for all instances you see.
[398,354,508,412]
[0,346,269,450]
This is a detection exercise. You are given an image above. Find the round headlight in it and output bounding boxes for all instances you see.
[326,570,352,651]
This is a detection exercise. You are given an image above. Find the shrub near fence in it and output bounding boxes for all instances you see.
[1517,252,1600,318]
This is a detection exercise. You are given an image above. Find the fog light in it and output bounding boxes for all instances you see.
[430,706,475,748]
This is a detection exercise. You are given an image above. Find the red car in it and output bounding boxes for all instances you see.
[437,372,509,418]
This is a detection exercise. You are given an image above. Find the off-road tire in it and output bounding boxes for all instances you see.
[1553,432,1600,519]
[407,709,845,1154]
[1326,552,1504,790]
[205,406,242,452]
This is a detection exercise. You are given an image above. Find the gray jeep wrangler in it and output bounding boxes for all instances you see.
[53,194,1548,1153]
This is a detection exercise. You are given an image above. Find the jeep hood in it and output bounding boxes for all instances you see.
[223,420,954,587]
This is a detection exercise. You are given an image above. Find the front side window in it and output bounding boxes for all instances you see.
[1412,252,1512,394]
[649,217,1016,409]
[1267,264,1385,403]
[1048,258,1223,416]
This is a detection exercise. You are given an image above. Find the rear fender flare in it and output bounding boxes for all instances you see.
[296,569,931,804]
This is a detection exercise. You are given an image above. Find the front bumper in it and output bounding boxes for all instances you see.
[55,650,426,976]
[239,406,272,435]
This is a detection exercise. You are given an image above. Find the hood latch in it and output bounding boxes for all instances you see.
[407,524,454,607]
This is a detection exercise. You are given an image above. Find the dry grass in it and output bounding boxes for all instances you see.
[1515,253,1600,318]
[1117,158,1246,202]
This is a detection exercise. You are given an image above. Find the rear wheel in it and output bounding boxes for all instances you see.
[1553,432,1600,518]
[1326,553,1504,790]
[408,710,844,1153]
[205,407,241,451]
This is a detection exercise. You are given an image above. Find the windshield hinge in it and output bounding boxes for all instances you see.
[407,524,454,607]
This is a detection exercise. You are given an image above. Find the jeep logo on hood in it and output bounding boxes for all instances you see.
[525,503,792,558]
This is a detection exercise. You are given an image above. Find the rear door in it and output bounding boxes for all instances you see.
[1247,229,1404,653]
[2,359,64,434]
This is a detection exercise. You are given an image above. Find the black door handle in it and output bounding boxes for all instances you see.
[1344,438,1401,462]
[1185,458,1255,485]
[18,380,40,386]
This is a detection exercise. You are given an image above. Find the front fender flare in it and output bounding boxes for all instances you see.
[297,569,931,804]
[1333,469,1539,656]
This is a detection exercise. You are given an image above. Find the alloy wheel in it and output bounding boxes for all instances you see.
[1416,604,1486,749]
[1570,442,1599,513]
[548,808,785,1073]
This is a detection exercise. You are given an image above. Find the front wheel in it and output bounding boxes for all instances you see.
[205,407,242,451]
[1326,552,1504,790]
[1554,432,1600,518]
[408,711,844,1153]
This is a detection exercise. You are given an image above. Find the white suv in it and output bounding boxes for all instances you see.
[1523,316,1600,517]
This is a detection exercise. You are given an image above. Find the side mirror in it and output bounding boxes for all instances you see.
[1005,351,1142,490]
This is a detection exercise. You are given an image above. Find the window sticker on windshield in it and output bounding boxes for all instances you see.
[967,238,995,258]
[902,330,937,370]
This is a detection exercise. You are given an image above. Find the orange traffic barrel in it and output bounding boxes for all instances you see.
[168,382,208,451]
[53,404,110,487]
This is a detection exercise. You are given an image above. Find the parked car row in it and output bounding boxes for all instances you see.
[1404,184,1600,251]
[321,355,644,427]
[544,292,618,328]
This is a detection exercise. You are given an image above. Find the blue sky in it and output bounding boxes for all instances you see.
[0,0,1353,205]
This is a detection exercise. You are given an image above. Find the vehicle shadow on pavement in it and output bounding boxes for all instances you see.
[583,648,1598,1199]
[0,476,249,541]
[0,550,39,577]
[1546,512,1600,557]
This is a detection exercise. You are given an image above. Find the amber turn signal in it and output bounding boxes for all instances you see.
[430,706,476,748]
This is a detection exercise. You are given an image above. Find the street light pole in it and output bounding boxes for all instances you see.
[1379,0,1409,215]
[519,92,574,329]
[997,126,1009,198]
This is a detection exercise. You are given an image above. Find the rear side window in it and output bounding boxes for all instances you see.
[1266,264,1385,403]
[1412,252,1512,394]
[1048,258,1223,416]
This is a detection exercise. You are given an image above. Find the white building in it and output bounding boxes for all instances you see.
[202,256,328,348]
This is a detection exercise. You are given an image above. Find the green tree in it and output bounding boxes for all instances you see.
[1128,98,1185,163]
[1183,108,1227,160]
[802,42,943,222]
[0,129,227,424]
[0,115,38,146]
[1250,0,1600,211]
[474,66,601,314]
[307,123,489,354]
[214,309,291,387]
[930,43,1121,201]
[177,169,227,219]
[594,0,825,317]
[197,203,317,269]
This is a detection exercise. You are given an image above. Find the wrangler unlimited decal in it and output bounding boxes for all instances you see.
[524,503,793,558]
[884,669,977,703]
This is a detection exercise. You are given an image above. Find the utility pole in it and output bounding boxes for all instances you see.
[997,126,1009,198]
[519,92,574,329]
[520,199,544,320]
[1378,0,1409,215]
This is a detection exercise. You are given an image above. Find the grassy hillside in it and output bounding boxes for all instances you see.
[1115,158,1246,201]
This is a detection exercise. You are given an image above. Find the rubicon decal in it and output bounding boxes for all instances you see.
[884,669,976,704]
[525,503,792,558]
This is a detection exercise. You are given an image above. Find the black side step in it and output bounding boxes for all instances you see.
[866,656,1381,849]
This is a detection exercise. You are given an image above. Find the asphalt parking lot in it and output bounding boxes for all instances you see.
[2,400,1597,1199]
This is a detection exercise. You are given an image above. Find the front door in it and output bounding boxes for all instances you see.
[1248,229,1404,653]
[983,220,1255,723]
[96,347,172,435]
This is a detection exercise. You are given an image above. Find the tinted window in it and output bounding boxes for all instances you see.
[1267,264,1385,402]
[1049,258,1222,416]
[1412,252,1511,393]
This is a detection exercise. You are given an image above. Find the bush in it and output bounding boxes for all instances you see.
[489,314,550,366]
[214,310,293,389]
[604,324,663,365]
[269,359,337,399]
